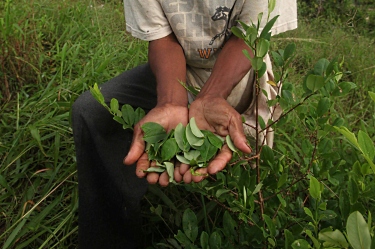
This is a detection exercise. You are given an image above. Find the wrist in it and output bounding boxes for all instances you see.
[197,80,232,100]
[157,93,188,107]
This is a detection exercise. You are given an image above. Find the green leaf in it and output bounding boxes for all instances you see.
[242,49,253,61]
[358,130,375,161]
[184,150,201,161]
[223,211,237,238]
[176,154,191,165]
[141,122,167,143]
[348,178,359,205]
[292,239,312,248]
[277,194,287,207]
[305,230,321,249]
[175,123,186,151]
[203,131,224,149]
[346,211,372,249]
[250,56,264,71]
[253,182,263,195]
[161,138,178,161]
[332,82,357,96]
[134,107,145,124]
[183,209,198,242]
[145,166,165,174]
[209,231,222,249]
[226,135,238,153]
[268,0,277,14]
[186,123,204,147]
[316,97,330,117]
[263,214,276,237]
[257,12,264,29]
[284,229,294,249]
[110,98,119,115]
[369,91,375,103]
[320,210,338,221]
[309,176,321,200]
[256,38,270,58]
[283,43,296,61]
[231,26,244,39]
[271,51,284,67]
[261,145,274,166]
[304,207,315,222]
[258,62,267,78]
[190,117,204,138]
[334,126,360,150]
[339,190,350,221]
[200,232,209,249]
[199,138,218,162]
[277,172,288,189]
[216,189,230,198]
[258,115,266,130]
[175,230,192,246]
[259,15,279,39]
[314,58,330,76]
[238,20,250,32]
[121,104,135,126]
[164,162,175,183]
[306,74,325,92]
[90,83,105,105]
[319,202,327,211]
[319,229,349,248]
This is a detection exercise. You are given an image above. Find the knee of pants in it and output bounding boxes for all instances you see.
[71,90,112,127]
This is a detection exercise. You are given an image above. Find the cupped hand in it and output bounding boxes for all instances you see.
[123,104,188,186]
[183,95,251,182]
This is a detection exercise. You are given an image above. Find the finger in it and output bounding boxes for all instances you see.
[183,169,192,184]
[159,171,170,187]
[207,144,233,175]
[179,163,190,175]
[192,167,208,183]
[124,125,145,165]
[174,165,183,183]
[215,126,229,137]
[228,116,252,154]
[135,153,150,178]
[147,172,160,184]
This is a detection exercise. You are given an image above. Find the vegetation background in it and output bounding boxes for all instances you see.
[1,0,374,248]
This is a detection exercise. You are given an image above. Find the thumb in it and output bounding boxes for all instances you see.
[228,117,252,154]
[123,128,145,165]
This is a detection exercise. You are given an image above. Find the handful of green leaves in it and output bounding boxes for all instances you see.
[90,83,238,183]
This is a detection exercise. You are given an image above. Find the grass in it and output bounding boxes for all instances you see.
[1,0,374,248]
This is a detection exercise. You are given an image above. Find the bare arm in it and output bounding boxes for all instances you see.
[186,35,254,181]
[148,33,188,107]
[199,35,253,99]
[124,33,189,186]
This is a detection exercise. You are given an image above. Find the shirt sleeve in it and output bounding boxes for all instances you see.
[238,0,298,36]
[123,0,173,41]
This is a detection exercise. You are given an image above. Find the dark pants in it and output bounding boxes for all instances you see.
[72,64,157,248]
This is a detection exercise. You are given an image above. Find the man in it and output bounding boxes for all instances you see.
[72,0,297,248]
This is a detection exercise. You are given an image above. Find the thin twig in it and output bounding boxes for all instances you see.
[261,93,315,132]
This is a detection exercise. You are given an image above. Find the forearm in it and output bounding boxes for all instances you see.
[198,36,253,99]
[148,33,188,107]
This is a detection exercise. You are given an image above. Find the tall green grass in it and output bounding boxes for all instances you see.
[1,0,147,247]
[1,0,374,248]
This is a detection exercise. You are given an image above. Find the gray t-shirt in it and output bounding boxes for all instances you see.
[124,0,297,68]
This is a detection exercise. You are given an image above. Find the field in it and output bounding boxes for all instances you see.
[1,0,375,248]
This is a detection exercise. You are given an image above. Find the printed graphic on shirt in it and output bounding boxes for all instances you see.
[160,0,238,67]
[209,6,231,45]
